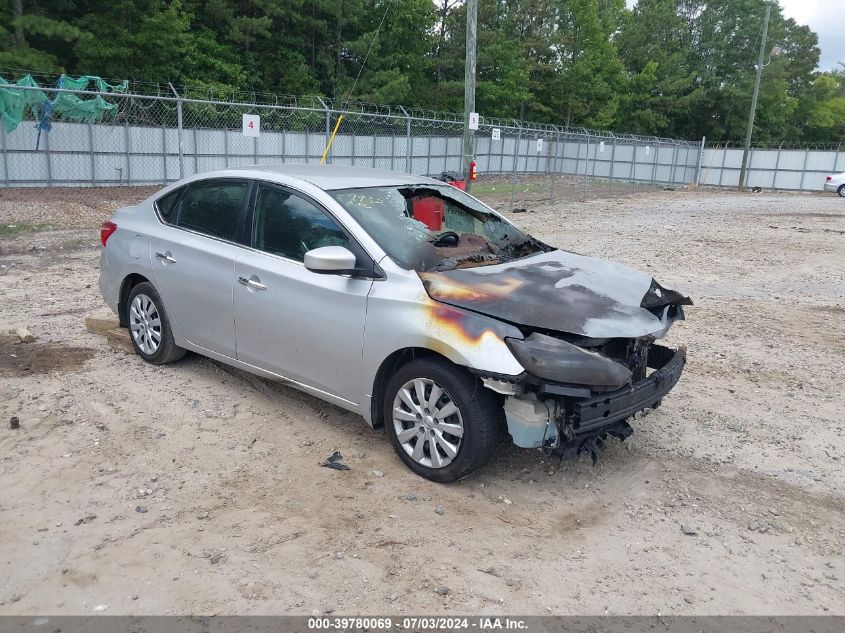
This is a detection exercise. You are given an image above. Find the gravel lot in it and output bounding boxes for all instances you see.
[0,187,843,616]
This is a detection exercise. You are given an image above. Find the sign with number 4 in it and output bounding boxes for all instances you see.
[242,114,260,137]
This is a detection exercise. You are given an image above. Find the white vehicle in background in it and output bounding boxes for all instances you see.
[824,172,845,196]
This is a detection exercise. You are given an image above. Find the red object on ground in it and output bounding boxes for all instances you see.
[413,197,445,231]
[447,180,466,190]
[100,221,117,246]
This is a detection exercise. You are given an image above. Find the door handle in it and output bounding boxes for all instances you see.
[238,275,267,291]
[155,251,176,263]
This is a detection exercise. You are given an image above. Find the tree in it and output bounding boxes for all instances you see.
[0,0,839,143]
[0,0,83,72]
[74,0,246,90]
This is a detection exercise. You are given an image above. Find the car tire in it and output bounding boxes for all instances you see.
[838,185,845,198]
[383,356,501,483]
[126,282,185,365]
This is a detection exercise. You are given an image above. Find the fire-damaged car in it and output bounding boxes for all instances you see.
[98,165,690,482]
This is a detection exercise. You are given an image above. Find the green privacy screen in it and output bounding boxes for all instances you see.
[0,74,127,134]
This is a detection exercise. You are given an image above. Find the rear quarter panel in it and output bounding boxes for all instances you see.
[98,203,157,320]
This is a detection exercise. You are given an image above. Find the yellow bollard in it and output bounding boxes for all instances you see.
[320,114,344,165]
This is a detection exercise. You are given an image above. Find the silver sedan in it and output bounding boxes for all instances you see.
[824,171,845,196]
[99,165,690,481]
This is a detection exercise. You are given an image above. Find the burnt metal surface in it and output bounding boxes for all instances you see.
[569,345,686,432]
[420,250,692,339]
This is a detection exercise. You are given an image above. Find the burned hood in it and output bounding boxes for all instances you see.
[418,250,692,339]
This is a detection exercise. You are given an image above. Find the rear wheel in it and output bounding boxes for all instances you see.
[126,282,185,364]
[383,357,501,482]
[838,184,845,198]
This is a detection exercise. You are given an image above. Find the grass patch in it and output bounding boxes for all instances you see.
[0,222,54,236]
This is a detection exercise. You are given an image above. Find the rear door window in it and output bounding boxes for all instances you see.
[155,187,184,223]
[174,180,248,242]
[251,185,349,261]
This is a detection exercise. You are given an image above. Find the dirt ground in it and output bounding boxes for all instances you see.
[0,186,843,616]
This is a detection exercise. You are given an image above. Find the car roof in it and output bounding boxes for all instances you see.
[219,164,447,191]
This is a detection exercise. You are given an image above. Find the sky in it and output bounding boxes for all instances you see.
[778,0,842,71]
[624,1,842,72]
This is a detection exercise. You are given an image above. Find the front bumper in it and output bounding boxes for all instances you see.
[571,344,686,434]
[499,344,687,454]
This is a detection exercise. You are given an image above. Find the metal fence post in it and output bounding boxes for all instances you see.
[771,142,783,190]
[510,123,521,207]
[253,108,259,164]
[0,124,7,187]
[324,103,331,164]
[88,123,96,185]
[669,144,678,185]
[695,137,705,186]
[400,106,412,173]
[650,142,658,189]
[550,126,561,202]
[717,144,728,187]
[747,147,755,189]
[45,129,53,186]
[559,129,568,179]
[170,84,184,179]
[193,126,198,175]
[798,147,810,191]
[223,126,229,168]
[582,133,590,201]
[630,144,636,193]
[609,135,616,195]
[573,132,581,181]
[161,120,167,184]
[124,121,131,185]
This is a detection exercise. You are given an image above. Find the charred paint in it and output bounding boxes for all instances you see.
[419,250,691,339]
[419,292,524,373]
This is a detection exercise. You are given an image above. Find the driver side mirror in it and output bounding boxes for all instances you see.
[304,246,359,276]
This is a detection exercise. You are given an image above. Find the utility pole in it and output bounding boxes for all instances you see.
[738,2,771,192]
[462,0,477,191]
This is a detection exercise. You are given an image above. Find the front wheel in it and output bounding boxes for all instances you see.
[383,357,501,482]
[838,185,845,198]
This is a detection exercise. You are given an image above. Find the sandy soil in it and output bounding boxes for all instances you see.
[0,188,843,616]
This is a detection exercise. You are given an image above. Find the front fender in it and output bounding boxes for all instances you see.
[362,276,525,384]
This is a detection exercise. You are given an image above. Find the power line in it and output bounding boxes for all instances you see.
[343,0,395,107]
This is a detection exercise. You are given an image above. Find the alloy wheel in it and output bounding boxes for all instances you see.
[392,377,464,469]
[129,293,162,355]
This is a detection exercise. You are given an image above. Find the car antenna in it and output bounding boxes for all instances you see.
[320,0,394,165]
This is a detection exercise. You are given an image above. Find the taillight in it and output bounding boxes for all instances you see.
[826,175,833,181]
[100,221,117,246]
[469,160,477,181]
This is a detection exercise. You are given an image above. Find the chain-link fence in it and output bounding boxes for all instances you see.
[1,83,704,203]
[699,142,845,192]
